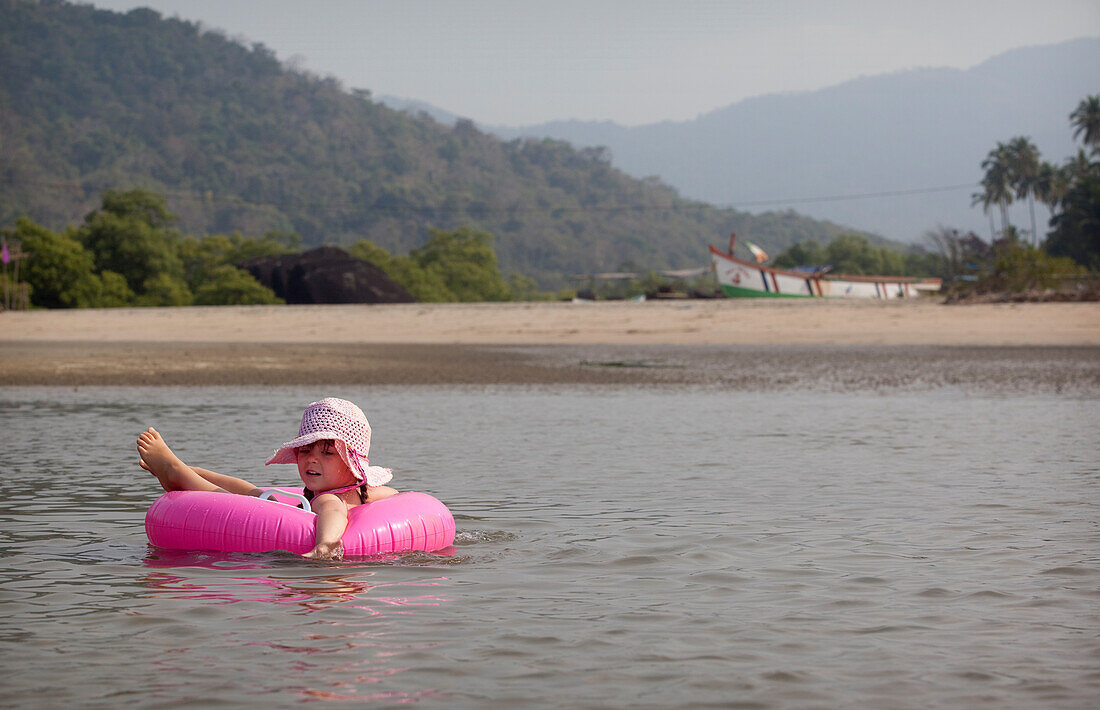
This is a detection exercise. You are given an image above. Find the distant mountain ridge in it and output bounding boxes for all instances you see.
[383,38,1100,243]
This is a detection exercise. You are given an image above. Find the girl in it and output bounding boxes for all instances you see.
[138,397,397,560]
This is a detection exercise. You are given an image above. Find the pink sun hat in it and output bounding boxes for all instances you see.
[265,398,393,487]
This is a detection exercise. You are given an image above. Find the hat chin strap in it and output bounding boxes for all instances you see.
[314,481,364,497]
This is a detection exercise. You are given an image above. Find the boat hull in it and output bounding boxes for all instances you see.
[710,246,939,299]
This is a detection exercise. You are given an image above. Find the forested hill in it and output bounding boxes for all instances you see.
[0,0,870,285]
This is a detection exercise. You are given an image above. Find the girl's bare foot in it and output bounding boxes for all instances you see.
[137,427,193,492]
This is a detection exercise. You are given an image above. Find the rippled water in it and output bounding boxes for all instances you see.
[1,385,1098,708]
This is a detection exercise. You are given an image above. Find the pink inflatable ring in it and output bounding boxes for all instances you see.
[145,488,456,555]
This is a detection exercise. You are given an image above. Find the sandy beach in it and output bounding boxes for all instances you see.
[2,300,1098,389]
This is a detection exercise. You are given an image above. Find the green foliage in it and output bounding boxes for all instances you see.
[1045,156,1100,269]
[12,188,287,308]
[411,227,511,301]
[772,233,924,276]
[772,240,825,270]
[507,272,554,301]
[900,246,943,278]
[348,239,396,270]
[976,96,1100,270]
[1070,95,1100,147]
[179,230,291,295]
[350,238,452,302]
[136,272,192,307]
[78,189,189,300]
[97,270,133,307]
[192,264,283,305]
[351,228,514,302]
[978,239,1086,293]
[99,188,177,229]
[636,271,666,297]
[9,217,117,308]
[386,255,456,302]
[826,234,907,275]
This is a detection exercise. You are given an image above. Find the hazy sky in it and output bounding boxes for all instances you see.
[91,0,1099,126]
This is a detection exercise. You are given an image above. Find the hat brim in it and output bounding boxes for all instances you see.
[265,431,393,487]
[265,430,343,466]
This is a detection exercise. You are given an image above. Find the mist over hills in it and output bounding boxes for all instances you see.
[384,38,1100,244]
[1,0,881,288]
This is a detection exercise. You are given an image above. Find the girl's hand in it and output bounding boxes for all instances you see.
[303,540,344,560]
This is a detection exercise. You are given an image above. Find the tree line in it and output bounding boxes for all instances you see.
[770,232,938,277]
[940,95,1098,295]
[1,188,533,308]
[968,96,1098,267]
[767,96,1098,295]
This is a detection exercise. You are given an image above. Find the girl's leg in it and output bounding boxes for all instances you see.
[187,466,262,496]
[137,428,258,495]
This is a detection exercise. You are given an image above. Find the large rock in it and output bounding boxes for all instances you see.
[240,246,415,304]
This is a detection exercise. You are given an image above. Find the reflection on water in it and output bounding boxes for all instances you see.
[136,553,454,702]
[0,385,1097,708]
[141,554,452,614]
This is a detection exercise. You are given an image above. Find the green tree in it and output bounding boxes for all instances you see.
[1045,168,1100,269]
[409,227,511,301]
[978,239,1086,293]
[822,233,903,275]
[1070,95,1100,147]
[507,272,553,301]
[11,217,130,308]
[179,231,289,299]
[192,264,284,305]
[386,255,456,302]
[1034,161,1068,210]
[974,142,1014,238]
[1042,97,1100,269]
[180,234,233,292]
[97,271,134,307]
[98,189,177,230]
[348,239,396,271]
[1005,136,1041,245]
[772,239,826,269]
[78,189,191,303]
[137,272,192,306]
[350,238,455,302]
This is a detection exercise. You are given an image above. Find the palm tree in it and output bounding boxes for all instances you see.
[1070,95,1100,147]
[970,183,998,241]
[973,142,1014,238]
[1006,137,1041,245]
[1064,148,1094,181]
[1034,161,1068,211]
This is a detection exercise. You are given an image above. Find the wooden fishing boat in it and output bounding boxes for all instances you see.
[709,245,941,299]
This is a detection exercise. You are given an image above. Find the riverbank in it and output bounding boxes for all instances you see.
[5,300,1099,346]
[3,301,1098,389]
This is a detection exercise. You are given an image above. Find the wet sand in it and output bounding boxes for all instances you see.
[2,301,1098,390]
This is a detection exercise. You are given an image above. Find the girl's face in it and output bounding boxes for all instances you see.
[296,439,358,493]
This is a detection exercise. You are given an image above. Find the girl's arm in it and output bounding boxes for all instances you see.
[188,466,262,496]
[304,494,349,559]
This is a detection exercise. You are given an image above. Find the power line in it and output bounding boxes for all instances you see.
[725,182,980,209]
[0,174,981,217]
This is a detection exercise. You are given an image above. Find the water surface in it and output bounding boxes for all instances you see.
[1,385,1097,708]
